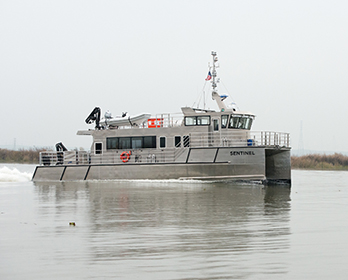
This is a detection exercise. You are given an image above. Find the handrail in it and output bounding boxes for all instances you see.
[113,112,184,129]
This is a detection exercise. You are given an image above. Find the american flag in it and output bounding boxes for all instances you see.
[205,71,212,81]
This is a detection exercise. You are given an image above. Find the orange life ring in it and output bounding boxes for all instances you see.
[120,151,130,163]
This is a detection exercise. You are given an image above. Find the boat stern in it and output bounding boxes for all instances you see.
[264,148,291,184]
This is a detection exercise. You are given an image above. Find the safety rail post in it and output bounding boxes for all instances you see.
[278,133,281,146]
[272,132,274,145]
[287,133,290,147]
[271,132,274,146]
[280,133,282,146]
[282,133,286,147]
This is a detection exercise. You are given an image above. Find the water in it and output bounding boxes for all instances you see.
[1,164,348,279]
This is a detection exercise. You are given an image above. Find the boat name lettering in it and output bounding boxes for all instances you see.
[230,151,255,156]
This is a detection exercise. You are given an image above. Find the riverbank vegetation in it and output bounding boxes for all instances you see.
[291,153,348,170]
[0,148,51,164]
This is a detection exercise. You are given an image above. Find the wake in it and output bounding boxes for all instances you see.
[0,166,32,182]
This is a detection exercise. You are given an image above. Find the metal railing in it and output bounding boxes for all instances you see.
[40,151,90,166]
[187,131,290,148]
[39,131,290,166]
[256,131,290,147]
[114,113,184,129]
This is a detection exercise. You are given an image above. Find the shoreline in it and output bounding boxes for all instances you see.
[2,149,348,171]
[0,148,49,164]
[291,153,348,170]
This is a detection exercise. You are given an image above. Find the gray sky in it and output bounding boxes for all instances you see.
[1,0,348,153]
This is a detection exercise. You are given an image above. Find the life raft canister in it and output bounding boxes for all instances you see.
[120,151,131,163]
[147,118,163,128]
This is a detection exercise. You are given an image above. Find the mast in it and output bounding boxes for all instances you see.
[210,51,228,111]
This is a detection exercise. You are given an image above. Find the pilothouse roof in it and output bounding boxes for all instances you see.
[181,107,255,117]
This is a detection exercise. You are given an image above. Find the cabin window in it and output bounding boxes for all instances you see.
[197,116,210,125]
[95,143,102,154]
[107,136,156,150]
[213,119,219,131]
[184,116,210,126]
[160,137,166,148]
[132,137,143,149]
[229,116,240,128]
[183,135,190,147]
[221,115,228,128]
[228,115,254,130]
[237,117,252,129]
[245,118,253,130]
[184,116,196,126]
[175,136,181,148]
[119,137,131,149]
[107,138,119,149]
[143,136,156,148]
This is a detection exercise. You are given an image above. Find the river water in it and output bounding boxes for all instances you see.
[1,164,348,279]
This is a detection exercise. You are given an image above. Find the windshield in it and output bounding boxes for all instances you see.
[228,115,253,130]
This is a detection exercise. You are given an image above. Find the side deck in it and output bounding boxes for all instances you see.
[39,130,290,166]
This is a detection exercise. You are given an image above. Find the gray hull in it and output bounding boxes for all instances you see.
[32,147,291,184]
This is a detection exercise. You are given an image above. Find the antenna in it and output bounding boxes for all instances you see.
[210,51,227,111]
[298,121,304,155]
[211,51,218,91]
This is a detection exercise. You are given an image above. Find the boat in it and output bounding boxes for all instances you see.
[32,51,291,184]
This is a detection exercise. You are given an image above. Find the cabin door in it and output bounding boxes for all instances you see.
[213,119,219,132]
[211,118,220,146]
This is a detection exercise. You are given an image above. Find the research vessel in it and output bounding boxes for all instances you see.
[32,52,291,183]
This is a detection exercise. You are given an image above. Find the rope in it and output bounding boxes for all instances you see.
[192,80,209,109]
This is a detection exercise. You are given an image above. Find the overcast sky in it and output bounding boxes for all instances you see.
[1,0,347,153]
